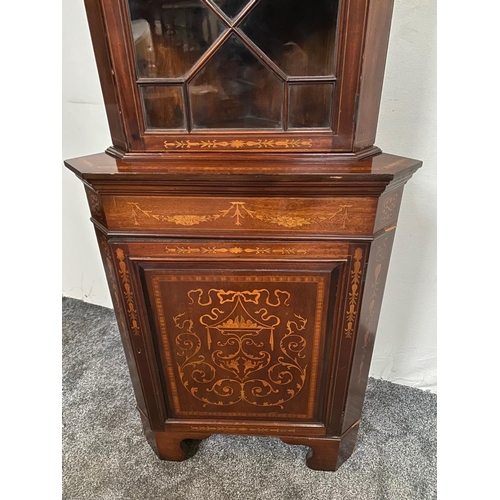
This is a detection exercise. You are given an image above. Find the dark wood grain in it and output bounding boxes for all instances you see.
[83,0,128,151]
[68,157,420,470]
[154,430,212,461]
[101,195,378,235]
[80,0,395,158]
[65,152,421,181]
[341,229,397,432]
[142,263,337,421]
[323,243,369,435]
[94,228,147,415]
[280,421,359,471]
[66,0,421,472]
[353,0,395,150]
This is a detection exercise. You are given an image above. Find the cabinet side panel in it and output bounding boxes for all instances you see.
[341,228,396,432]
[84,0,128,151]
[94,228,146,413]
[373,185,404,233]
[353,0,394,150]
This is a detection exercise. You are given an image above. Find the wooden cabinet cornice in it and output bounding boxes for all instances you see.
[65,0,422,471]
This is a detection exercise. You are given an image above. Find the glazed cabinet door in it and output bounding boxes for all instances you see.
[86,0,371,153]
[109,239,368,435]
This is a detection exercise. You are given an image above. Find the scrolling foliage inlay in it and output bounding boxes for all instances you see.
[116,248,141,336]
[173,288,308,409]
[344,248,363,339]
[163,139,313,150]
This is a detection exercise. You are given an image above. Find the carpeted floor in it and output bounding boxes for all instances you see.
[62,297,436,500]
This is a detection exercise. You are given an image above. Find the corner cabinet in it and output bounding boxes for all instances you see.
[83,0,396,157]
[65,153,421,470]
[66,0,421,471]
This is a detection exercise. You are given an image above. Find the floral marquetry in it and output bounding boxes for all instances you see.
[148,272,334,419]
[79,0,404,156]
[100,196,375,235]
[69,0,422,471]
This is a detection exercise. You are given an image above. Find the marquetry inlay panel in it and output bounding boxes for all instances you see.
[146,270,339,420]
[116,248,141,336]
[85,185,105,224]
[97,235,128,335]
[102,196,378,235]
[118,240,351,261]
[356,235,390,388]
[374,186,404,232]
[344,248,363,339]
[163,139,314,151]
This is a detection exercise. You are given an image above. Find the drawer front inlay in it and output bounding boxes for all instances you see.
[102,196,377,235]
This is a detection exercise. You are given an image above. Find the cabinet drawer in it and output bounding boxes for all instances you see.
[101,195,378,236]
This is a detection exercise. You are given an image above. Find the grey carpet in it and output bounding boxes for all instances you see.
[62,297,436,500]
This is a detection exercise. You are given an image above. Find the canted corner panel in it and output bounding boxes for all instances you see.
[342,231,396,432]
[373,185,404,232]
[96,233,148,414]
[101,195,378,235]
[85,184,106,225]
[144,269,341,421]
[323,243,369,434]
[97,233,128,335]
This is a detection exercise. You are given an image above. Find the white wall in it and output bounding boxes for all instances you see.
[371,0,436,392]
[63,0,113,308]
[62,0,437,392]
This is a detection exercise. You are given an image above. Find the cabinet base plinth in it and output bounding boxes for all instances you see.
[142,420,360,471]
[154,432,211,462]
[281,422,359,471]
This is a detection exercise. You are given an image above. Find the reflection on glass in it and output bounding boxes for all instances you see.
[189,35,283,129]
[241,0,339,76]
[210,0,250,18]
[141,85,185,129]
[128,0,225,78]
[289,84,333,129]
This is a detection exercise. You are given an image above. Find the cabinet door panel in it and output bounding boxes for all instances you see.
[109,240,367,431]
[140,261,343,422]
[92,0,371,153]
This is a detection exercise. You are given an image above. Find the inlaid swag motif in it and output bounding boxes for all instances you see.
[128,200,352,229]
[173,288,309,408]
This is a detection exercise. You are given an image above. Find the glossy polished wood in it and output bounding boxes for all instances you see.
[66,152,421,471]
[65,151,420,178]
[353,0,395,151]
[83,0,396,158]
[67,0,421,472]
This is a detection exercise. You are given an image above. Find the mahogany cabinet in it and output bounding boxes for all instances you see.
[83,0,396,158]
[65,0,422,471]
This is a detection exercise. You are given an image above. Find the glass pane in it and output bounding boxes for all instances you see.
[241,0,339,76]
[141,86,185,129]
[128,1,225,78]
[189,35,283,129]
[289,84,333,129]
[210,0,250,19]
